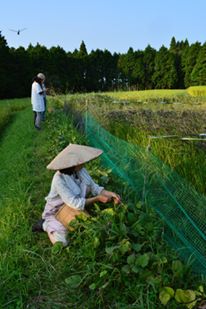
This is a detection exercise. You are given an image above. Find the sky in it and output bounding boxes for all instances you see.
[1,0,206,54]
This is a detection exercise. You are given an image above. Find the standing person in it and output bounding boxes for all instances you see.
[41,144,121,247]
[31,76,45,130]
[37,73,47,121]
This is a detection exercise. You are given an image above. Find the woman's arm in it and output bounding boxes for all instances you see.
[85,194,112,205]
[79,168,121,205]
[85,194,112,206]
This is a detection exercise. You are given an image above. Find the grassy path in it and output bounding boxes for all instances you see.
[0,105,91,308]
[0,108,35,202]
[0,107,72,308]
[0,108,45,308]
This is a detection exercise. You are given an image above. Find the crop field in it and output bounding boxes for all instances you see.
[1,89,206,308]
[64,89,206,194]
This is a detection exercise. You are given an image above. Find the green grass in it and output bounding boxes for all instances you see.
[0,98,30,134]
[0,96,206,308]
[0,105,84,308]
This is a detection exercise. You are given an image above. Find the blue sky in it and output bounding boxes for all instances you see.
[1,0,206,53]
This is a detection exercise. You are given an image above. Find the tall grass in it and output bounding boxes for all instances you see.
[187,86,206,96]
[105,89,187,100]
[62,92,206,195]
[0,98,30,135]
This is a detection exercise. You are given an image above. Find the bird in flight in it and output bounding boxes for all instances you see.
[9,28,27,35]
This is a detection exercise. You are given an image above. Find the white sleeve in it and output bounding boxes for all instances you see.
[54,176,85,210]
[80,168,104,196]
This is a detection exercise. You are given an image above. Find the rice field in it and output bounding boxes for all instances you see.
[62,89,206,194]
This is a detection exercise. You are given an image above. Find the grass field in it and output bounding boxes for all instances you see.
[1,91,206,308]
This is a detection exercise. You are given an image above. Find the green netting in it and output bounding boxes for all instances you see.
[84,112,206,274]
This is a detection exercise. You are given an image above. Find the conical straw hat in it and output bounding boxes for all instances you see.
[47,143,103,170]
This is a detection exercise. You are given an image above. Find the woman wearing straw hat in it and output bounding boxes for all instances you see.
[41,143,121,246]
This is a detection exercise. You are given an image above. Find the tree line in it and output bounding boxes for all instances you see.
[0,32,205,99]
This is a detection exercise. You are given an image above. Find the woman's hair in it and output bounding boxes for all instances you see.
[59,166,76,175]
[32,76,43,86]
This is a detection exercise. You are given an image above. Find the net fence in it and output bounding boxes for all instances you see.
[83,112,206,274]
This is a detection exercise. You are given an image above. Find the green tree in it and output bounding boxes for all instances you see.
[79,40,88,56]
[143,45,156,89]
[0,32,12,98]
[27,43,50,75]
[170,37,189,88]
[48,46,68,91]
[182,42,201,87]
[152,46,178,89]
[118,48,139,89]
[191,43,206,85]
[10,46,31,97]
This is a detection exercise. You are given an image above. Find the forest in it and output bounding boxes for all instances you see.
[0,32,206,99]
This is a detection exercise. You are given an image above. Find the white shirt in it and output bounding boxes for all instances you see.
[44,168,104,211]
[31,81,45,112]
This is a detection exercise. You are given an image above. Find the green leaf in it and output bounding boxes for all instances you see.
[159,287,174,306]
[121,265,130,274]
[105,245,118,255]
[101,281,109,289]
[89,283,97,290]
[131,265,139,273]
[93,237,100,248]
[127,254,135,265]
[76,212,88,221]
[119,223,127,235]
[99,270,108,278]
[135,202,142,209]
[172,260,184,277]
[175,289,197,309]
[135,253,149,268]
[51,242,64,255]
[132,243,143,253]
[119,239,131,254]
[101,208,115,216]
[65,275,82,288]
[197,285,204,293]
[127,212,136,223]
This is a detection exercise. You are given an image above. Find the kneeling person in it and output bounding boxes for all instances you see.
[42,143,121,246]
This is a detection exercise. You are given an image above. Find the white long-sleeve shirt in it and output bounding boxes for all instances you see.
[44,168,104,211]
[31,81,45,112]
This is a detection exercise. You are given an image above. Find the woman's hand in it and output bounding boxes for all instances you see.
[112,194,121,204]
[100,190,121,204]
[97,194,112,204]
[86,191,121,206]
[111,193,121,204]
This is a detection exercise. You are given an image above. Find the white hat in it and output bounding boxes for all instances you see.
[37,73,45,80]
[47,143,103,170]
